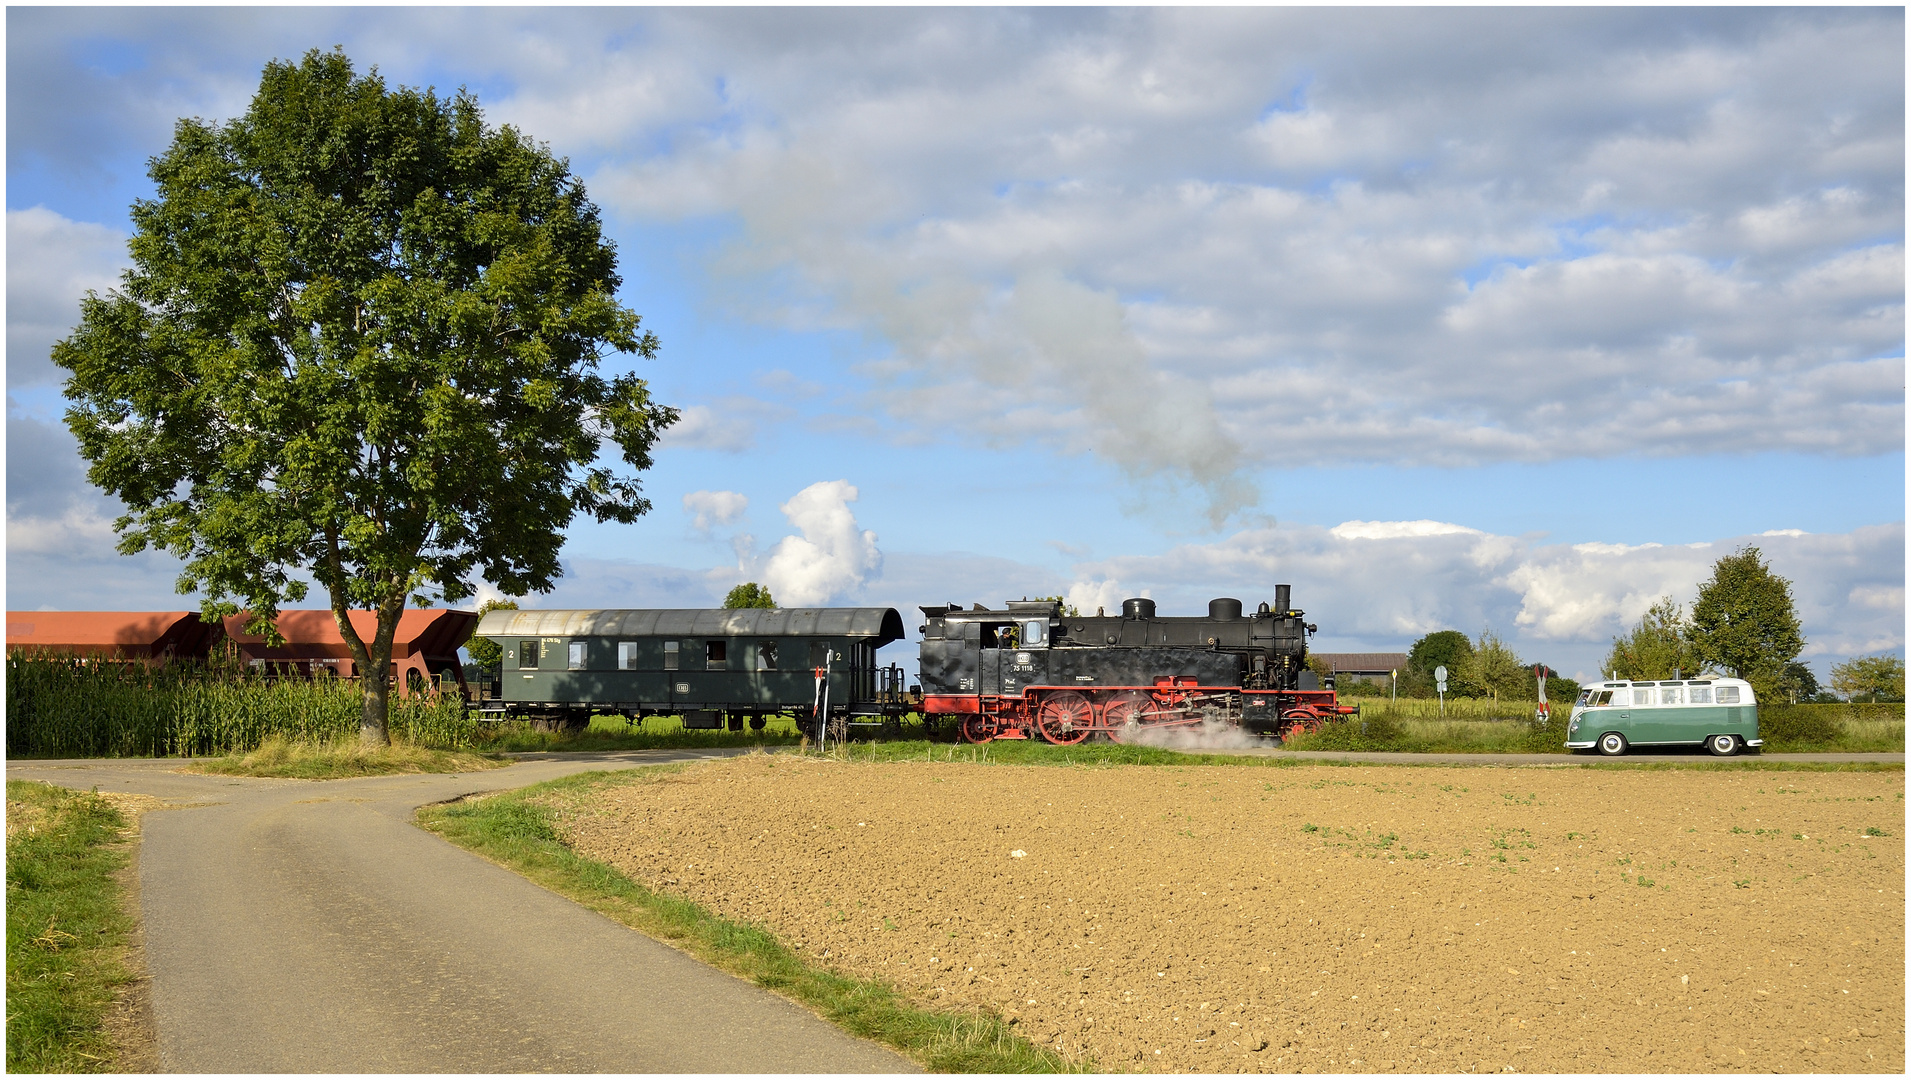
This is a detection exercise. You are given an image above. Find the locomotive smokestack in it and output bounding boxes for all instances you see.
[1122,598,1156,620]
[1209,598,1242,620]
[1273,584,1291,615]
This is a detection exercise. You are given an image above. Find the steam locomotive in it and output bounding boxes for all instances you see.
[917,584,1353,744]
[474,583,1353,743]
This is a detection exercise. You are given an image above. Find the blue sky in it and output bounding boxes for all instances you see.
[6,7,1904,682]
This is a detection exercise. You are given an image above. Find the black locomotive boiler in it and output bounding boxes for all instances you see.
[918,583,1354,744]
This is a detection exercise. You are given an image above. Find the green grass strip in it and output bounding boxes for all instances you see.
[184,734,511,778]
[5,781,136,1073]
[416,768,1084,1073]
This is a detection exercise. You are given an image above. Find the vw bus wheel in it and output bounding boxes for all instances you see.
[1706,733,1740,757]
[1597,732,1628,757]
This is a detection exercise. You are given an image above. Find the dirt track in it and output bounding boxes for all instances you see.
[555,755,1904,1073]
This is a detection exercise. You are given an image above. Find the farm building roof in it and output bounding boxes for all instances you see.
[1312,652,1412,676]
[221,609,479,661]
[4,611,224,658]
[477,608,907,646]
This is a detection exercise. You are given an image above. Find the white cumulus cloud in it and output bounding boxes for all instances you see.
[682,490,748,533]
[758,480,883,607]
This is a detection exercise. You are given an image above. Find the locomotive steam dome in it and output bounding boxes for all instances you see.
[1208,597,1243,620]
[1121,598,1156,620]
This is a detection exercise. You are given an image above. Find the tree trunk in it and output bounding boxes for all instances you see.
[361,660,391,746]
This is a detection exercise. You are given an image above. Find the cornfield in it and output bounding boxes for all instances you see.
[6,651,477,758]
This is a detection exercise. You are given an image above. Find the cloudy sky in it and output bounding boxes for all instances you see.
[7,7,1904,681]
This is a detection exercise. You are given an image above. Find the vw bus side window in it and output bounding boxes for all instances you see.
[618,642,639,671]
[1660,685,1684,706]
[1633,688,1653,706]
[519,640,540,669]
[1593,690,1614,706]
[663,641,680,671]
[1717,685,1741,704]
[1689,685,1712,704]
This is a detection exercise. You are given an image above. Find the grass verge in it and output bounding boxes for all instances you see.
[416,769,1081,1073]
[5,781,136,1072]
[183,734,510,778]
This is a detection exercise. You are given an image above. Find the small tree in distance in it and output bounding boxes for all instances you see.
[53,51,676,745]
[464,599,519,677]
[1689,546,1804,701]
[1604,596,1705,681]
[723,582,777,609]
[1829,654,1906,703]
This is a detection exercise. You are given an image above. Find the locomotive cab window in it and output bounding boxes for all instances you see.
[757,641,778,671]
[1022,620,1048,647]
[706,640,727,668]
[568,641,587,670]
[519,640,540,669]
[617,641,639,671]
[663,641,679,671]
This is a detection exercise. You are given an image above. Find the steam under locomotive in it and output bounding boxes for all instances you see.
[918,583,1354,744]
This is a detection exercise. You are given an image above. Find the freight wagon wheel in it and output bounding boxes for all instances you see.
[960,714,998,744]
[1035,692,1094,745]
[1103,692,1163,744]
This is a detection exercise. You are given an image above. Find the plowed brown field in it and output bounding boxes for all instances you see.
[552,756,1904,1073]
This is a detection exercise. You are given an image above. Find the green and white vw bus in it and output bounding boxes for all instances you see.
[1564,678,1760,756]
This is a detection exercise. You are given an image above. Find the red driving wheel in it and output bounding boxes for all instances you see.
[1036,691,1094,745]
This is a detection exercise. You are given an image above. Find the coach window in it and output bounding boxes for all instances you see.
[1632,687,1653,706]
[568,641,588,671]
[519,640,540,670]
[757,641,778,671]
[810,641,833,669]
[663,641,680,671]
[706,640,728,669]
[618,642,639,671]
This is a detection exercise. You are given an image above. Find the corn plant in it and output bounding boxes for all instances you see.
[6,651,476,758]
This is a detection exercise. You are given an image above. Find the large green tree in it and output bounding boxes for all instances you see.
[1688,546,1804,701]
[53,50,675,744]
[1603,596,1705,681]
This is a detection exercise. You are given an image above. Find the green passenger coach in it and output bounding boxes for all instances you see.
[474,607,909,733]
[1564,677,1760,756]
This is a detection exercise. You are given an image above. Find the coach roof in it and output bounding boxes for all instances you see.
[475,607,906,646]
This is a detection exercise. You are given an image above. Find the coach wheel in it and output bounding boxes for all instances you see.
[960,714,997,744]
[1597,732,1628,757]
[1103,692,1161,744]
[748,716,767,731]
[1036,691,1094,746]
[1706,733,1739,757]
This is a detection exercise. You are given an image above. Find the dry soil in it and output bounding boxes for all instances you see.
[552,755,1904,1073]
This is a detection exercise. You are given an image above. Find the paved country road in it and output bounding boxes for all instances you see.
[6,751,915,1073]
